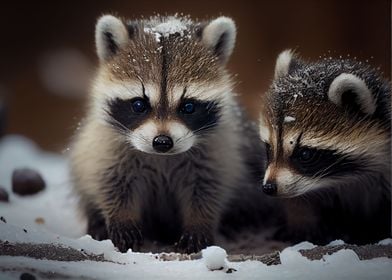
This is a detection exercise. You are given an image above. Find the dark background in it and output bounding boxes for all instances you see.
[0,0,390,151]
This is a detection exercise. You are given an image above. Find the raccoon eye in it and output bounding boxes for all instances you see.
[180,102,195,114]
[131,98,147,113]
[298,147,315,163]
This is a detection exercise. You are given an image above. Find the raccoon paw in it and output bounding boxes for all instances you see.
[108,222,143,253]
[175,228,213,254]
[87,218,108,241]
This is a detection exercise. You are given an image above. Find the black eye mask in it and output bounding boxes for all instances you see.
[107,97,151,131]
[290,146,361,177]
[177,98,220,133]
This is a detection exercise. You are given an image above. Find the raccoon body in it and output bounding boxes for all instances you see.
[259,50,391,244]
[70,15,259,253]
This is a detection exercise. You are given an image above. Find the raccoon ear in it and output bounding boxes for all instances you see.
[95,15,129,61]
[202,17,236,64]
[328,73,376,115]
[274,49,300,79]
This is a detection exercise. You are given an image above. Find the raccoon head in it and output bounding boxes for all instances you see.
[91,15,236,154]
[260,50,391,197]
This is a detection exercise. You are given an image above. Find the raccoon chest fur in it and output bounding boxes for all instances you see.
[102,151,209,230]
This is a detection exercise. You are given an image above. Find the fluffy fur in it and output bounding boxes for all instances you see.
[70,14,267,254]
[259,50,391,244]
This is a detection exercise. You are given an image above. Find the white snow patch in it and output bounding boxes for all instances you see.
[284,116,296,123]
[144,17,189,42]
[378,238,392,245]
[202,246,227,270]
[328,239,345,246]
[0,135,85,238]
[290,241,317,251]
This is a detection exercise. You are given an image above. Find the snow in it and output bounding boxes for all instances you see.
[201,246,227,270]
[1,135,392,279]
[328,239,345,246]
[0,135,85,238]
[144,17,190,42]
[378,238,392,245]
[284,116,296,123]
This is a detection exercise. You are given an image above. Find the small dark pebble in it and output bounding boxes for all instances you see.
[0,216,6,223]
[20,272,36,280]
[226,268,237,274]
[23,229,27,233]
[12,168,46,196]
[0,186,9,202]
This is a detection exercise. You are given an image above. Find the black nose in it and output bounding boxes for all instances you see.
[262,182,277,195]
[152,135,173,153]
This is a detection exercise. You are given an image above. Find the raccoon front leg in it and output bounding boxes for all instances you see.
[85,203,108,241]
[176,179,221,253]
[106,209,143,253]
[101,180,144,253]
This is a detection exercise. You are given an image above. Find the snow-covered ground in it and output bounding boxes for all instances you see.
[0,135,391,279]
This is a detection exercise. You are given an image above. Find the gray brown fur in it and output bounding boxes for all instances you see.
[260,51,391,244]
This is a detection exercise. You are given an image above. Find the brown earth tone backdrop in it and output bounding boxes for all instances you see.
[0,0,390,151]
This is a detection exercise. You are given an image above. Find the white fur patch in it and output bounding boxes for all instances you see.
[129,120,158,153]
[91,79,162,116]
[263,166,271,185]
[276,168,295,187]
[95,15,128,61]
[274,49,294,79]
[328,73,376,115]
[202,17,236,63]
[93,80,142,101]
[275,168,310,197]
[167,121,194,153]
[170,82,231,105]
[259,116,270,143]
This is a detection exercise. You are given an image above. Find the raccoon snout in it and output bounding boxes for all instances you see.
[262,181,277,196]
[152,135,174,153]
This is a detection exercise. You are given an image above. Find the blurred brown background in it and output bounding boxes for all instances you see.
[0,0,390,152]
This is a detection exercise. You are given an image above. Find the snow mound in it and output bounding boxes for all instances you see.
[202,246,227,270]
[378,238,392,245]
[328,240,345,246]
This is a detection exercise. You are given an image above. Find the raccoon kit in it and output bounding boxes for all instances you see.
[70,14,256,253]
[259,50,391,244]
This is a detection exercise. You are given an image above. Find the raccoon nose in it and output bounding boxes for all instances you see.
[152,135,173,153]
[262,182,277,196]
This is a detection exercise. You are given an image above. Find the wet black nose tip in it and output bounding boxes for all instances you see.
[262,182,277,195]
[152,135,173,153]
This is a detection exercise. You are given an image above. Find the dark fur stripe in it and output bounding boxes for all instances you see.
[104,32,118,55]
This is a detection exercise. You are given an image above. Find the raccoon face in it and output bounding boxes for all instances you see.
[260,50,391,197]
[92,15,236,155]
